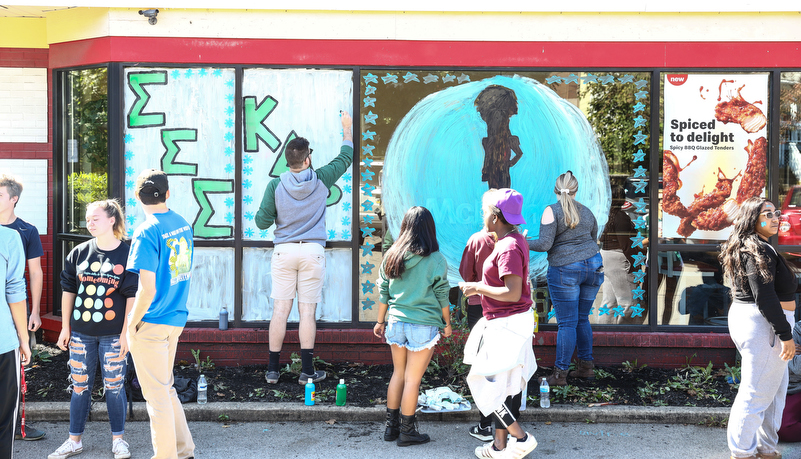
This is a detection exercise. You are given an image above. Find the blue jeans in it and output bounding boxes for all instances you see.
[547,253,604,370]
[68,332,127,436]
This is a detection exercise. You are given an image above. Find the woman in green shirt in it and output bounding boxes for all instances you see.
[374,206,452,447]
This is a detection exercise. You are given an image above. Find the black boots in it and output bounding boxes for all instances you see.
[397,413,430,446]
[384,408,400,441]
[385,409,430,446]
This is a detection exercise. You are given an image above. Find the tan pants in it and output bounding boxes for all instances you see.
[129,322,195,459]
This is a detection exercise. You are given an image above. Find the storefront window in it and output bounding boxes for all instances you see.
[660,72,769,245]
[120,66,355,323]
[61,67,109,235]
[781,253,801,321]
[358,70,650,325]
[655,250,728,326]
[779,72,801,246]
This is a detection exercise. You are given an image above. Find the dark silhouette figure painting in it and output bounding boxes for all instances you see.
[474,85,523,189]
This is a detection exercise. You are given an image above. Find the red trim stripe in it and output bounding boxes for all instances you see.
[49,37,801,69]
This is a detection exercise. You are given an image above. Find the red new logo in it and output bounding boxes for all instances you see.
[667,74,688,86]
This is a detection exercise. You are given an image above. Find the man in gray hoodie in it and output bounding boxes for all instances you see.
[255,111,353,385]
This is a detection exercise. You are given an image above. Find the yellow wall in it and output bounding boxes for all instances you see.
[46,7,109,44]
[4,8,801,46]
[0,17,47,48]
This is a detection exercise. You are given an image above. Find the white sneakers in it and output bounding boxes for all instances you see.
[112,438,131,459]
[48,439,83,459]
[506,432,538,459]
[475,441,507,458]
[474,432,538,459]
[48,438,130,459]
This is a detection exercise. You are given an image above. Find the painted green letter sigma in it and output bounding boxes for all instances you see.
[161,129,198,175]
[127,71,168,128]
[270,131,342,206]
[243,95,281,153]
[192,179,234,239]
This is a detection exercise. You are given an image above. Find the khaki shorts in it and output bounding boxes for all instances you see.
[270,242,326,303]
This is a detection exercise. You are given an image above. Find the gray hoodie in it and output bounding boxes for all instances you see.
[273,168,329,245]
[255,143,354,245]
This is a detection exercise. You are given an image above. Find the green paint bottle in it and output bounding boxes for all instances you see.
[336,379,347,406]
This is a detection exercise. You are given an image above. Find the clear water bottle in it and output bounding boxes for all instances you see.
[198,374,207,405]
[336,379,347,406]
[305,378,316,406]
[539,379,550,409]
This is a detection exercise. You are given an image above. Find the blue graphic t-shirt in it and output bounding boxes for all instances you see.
[127,209,194,327]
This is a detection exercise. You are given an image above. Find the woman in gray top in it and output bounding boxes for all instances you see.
[529,171,603,386]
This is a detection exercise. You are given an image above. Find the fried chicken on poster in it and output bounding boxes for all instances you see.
[735,136,767,204]
[662,151,694,219]
[714,85,767,134]
[677,169,741,236]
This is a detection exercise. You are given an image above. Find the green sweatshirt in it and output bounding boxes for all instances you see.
[379,251,450,328]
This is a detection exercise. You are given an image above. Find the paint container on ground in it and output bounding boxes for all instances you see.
[305,378,315,406]
[336,379,347,406]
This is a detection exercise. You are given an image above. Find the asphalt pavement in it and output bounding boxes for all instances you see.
[15,419,801,459]
[14,402,801,458]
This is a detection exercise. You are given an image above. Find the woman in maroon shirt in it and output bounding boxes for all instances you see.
[460,189,537,459]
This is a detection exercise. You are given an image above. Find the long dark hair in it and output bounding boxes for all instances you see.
[719,196,772,290]
[383,206,439,279]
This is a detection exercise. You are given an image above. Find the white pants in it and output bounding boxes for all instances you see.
[727,302,794,457]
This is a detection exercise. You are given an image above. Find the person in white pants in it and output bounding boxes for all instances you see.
[720,197,795,459]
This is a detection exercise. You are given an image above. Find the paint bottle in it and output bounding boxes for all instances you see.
[198,374,207,405]
[305,378,315,406]
[219,307,229,331]
[336,379,347,406]
[539,379,550,409]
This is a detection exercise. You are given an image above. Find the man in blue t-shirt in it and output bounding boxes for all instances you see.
[0,225,30,459]
[126,169,195,459]
[0,174,46,442]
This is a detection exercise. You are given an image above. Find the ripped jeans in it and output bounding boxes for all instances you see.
[68,332,127,436]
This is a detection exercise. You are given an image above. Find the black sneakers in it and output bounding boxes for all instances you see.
[297,370,326,385]
[468,424,493,442]
[265,371,280,384]
[15,425,46,441]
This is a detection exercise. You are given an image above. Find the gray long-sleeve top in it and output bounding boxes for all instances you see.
[527,201,600,267]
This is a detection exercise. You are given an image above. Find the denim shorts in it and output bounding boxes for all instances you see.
[384,319,440,351]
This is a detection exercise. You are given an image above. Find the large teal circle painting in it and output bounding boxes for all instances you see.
[383,75,611,283]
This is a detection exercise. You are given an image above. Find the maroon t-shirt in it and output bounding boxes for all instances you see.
[480,232,532,320]
[459,230,495,306]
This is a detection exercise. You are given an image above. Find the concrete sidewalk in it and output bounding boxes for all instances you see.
[26,401,732,425]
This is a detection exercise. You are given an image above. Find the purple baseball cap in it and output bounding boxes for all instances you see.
[494,188,526,225]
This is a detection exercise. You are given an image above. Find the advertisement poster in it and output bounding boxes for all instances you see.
[662,73,769,240]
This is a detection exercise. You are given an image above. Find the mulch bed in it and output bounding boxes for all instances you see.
[24,342,737,408]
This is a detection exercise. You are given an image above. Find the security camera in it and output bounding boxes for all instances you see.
[138,9,159,25]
